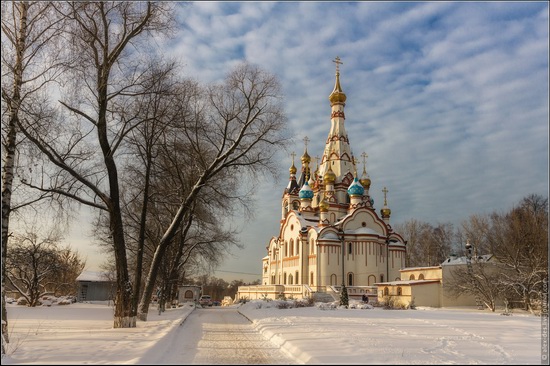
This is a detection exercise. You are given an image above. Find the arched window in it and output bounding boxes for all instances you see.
[284,242,288,257]
[310,272,314,285]
[296,241,300,255]
[383,287,389,296]
[288,274,293,285]
[348,242,352,254]
[289,239,294,257]
[293,201,299,210]
[311,239,315,254]
[397,287,402,296]
[347,273,353,286]
[284,272,287,284]
[368,275,376,286]
[380,274,384,283]
[418,274,425,280]
[409,274,415,280]
[184,290,194,299]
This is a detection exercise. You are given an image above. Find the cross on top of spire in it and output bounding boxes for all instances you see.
[303,136,310,150]
[290,151,296,163]
[333,56,343,74]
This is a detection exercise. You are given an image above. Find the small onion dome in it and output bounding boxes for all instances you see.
[360,174,371,190]
[329,73,347,105]
[319,199,329,212]
[289,162,297,175]
[299,181,314,200]
[347,177,365,196]
[323,165,336,184]
[301,149,311,164]
[380,207,391,218]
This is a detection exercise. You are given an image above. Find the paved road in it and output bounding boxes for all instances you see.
[148,307,295,364]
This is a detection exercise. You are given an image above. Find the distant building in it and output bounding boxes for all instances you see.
[238,57,407,302]
[177,285,202,305]
[376,254,500,308]
[76,271,114,302]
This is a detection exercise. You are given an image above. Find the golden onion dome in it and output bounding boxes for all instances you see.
[319,199,329,212]
[301,149,311,164]
[289,162,297,175]
[360,176,371,190]
[323,165,336,184]
[329,73,347,105]
[380,207,391,218]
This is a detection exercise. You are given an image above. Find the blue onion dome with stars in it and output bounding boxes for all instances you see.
[347,177,365,196]
[299,181,314,199]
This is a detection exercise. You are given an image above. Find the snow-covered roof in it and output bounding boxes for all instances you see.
[441,254,493,266]
[375,279,440,286]
[400,265,442,272]
[350,227,379,235]
[76,271,111,282]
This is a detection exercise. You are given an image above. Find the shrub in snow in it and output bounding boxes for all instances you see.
[16,298,28,306]
[318,302,337,310]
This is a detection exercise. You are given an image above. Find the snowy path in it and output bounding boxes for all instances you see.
[139,307,296,364]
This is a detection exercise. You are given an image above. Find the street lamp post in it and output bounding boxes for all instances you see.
[338,228,345,286]
[338,228,348,307]
[465,239,483,310]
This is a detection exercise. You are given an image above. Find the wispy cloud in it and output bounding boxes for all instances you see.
[154,2,548,280]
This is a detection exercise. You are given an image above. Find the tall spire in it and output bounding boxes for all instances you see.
[329,56,347,106]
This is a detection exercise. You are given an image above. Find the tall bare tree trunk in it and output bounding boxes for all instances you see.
[1,1,29,351]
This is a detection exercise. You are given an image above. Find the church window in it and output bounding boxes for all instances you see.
[418,274,424,280]
[295,271,299,284]
[368,275,376,286]
[289,240,294,257]
[288,274,293,285]
[284,273,287,284]
[271,275,275,284]
[362,222,366,227]
[285,242,288,257]
[348,242,352,254]
[293,201,299,210]
[409,274,415,280]
[310,272,314,285]
[383,287,389,296]
[397,287,402,296]
[347,273,353,286]
[380,274,384,282]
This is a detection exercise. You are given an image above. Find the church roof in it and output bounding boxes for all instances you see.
[441,254,493,266]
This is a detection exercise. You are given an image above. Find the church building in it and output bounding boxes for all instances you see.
[239,58,407,301]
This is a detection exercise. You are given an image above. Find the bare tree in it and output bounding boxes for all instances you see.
[445,258,503,312]
[136,62,289,320]
[395,220,453,267]
[488,194,548,313]
[15,2,176,328]
[5,227,84,307]
[1,1,68,349]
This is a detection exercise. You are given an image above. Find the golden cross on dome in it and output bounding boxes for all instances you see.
[333,56,343,73]
[290,151,296,163]
[382,186,389,205]
[361,152,368,173]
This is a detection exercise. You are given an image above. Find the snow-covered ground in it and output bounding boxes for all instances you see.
[2,299,544,364]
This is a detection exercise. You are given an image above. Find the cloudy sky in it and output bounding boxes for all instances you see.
[74,2,548,282]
